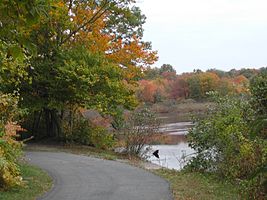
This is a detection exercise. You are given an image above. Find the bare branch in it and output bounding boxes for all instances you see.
[68,0,73,12]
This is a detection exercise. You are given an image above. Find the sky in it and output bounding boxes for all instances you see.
[136,0,267,74]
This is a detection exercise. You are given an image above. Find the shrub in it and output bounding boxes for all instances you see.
[63,114,114,150]
[250,72,267,139]
[120,107,160,158]
[188,96,252,175]
[0,93,23,189]
[89,127,114,150]
[187,94,266,199]
[111,107,125,131]
[248,72,267,198]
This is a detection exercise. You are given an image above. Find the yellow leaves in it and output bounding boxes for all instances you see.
[58,2,65,8]
[0,94,23,189]
[239,141,254,157]
[104,36,157,80]
[74,25,156,81]
[35,0,157,90]
[48,1,69,21]
[68,3,157,81]
[51,1,67,10]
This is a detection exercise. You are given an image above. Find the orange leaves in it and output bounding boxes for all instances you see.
[109,30,156,68]
[105,36,157,81]
[137,79,168,103]
[4,122,25,138]
[137,68,252,103]
[217,77,235,95]
[233,75,249,94]
[138,80,157,103]
[66,3,157,80]
[169,76,189,99]
[198,72,220,95]
[31,0,157,91]
[50,1,69,19]
[233,75,248,85]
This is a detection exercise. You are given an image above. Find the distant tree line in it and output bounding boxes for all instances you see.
[136,64,267,103]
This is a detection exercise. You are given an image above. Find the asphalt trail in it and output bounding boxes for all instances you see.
[26,151,172,200]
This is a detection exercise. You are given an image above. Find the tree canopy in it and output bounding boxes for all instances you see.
[0,0,157,138]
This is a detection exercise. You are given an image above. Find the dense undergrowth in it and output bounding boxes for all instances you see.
[187,72,267,199]
[0,94,23,189]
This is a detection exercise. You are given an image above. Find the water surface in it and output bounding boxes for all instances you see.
[147,122,195,170]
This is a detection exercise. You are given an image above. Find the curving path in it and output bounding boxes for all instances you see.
[26,151,172,200]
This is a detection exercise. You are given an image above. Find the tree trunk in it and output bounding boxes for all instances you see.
[44,109,50,137]
[51,109,62,139]
[31,111,42,139]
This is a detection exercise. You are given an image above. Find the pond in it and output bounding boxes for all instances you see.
[146,122,195,170]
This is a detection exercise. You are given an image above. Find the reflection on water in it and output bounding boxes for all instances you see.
[147,143,195,170]
[159,122,194,135]
[147,122,195,170]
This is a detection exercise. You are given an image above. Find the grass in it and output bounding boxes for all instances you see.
[24,142,120,160]
[154,169,241,200]
[0,163,52,200]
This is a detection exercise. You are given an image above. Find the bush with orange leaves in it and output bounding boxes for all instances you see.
[0,93,23,189]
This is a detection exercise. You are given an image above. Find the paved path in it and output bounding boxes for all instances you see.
[26,151,172,200]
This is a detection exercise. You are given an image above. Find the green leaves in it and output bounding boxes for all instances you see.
[187,95,266,198]
[188,96,257,176]
[1,0,145,140]
[249,72,267,140]
[0,93,23,189]
[250,72,267,111]
[8,45,24,61]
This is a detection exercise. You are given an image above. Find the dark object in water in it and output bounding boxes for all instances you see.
[153,150,159,158]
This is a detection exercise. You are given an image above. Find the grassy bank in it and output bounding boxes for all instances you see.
[0,164,52,200]
[24,142,120,160]
[154,169,241,200]
[151,101,213,123]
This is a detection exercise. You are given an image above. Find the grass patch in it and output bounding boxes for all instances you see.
[154,169,241,200]
[24,142,119,160]
[0,163,52,200]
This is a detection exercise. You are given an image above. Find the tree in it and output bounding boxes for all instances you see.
[259,67,267,74]
[161,71,176,80]
[0,0,46,189]
[233,75,249,94]
[143,66,160,80]
[216,77,234,96]
[207,69,227,78]
[187,74,202,100]
[239,68,257,79]
[250,72,267,139]
[159,64,176,75]
[169,76,189,99]
[14,0,157,138]
[249,72,267,197]
[0,0,47,92]
[0,94,23,188]
[187,72,220,100]
[137,80,157,103]
[198,72,219,97]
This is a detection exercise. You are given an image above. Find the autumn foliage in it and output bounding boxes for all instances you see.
[137,65,259,103]
[0,94,23,189]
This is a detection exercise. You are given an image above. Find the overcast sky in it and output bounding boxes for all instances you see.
[136,0,267,74]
